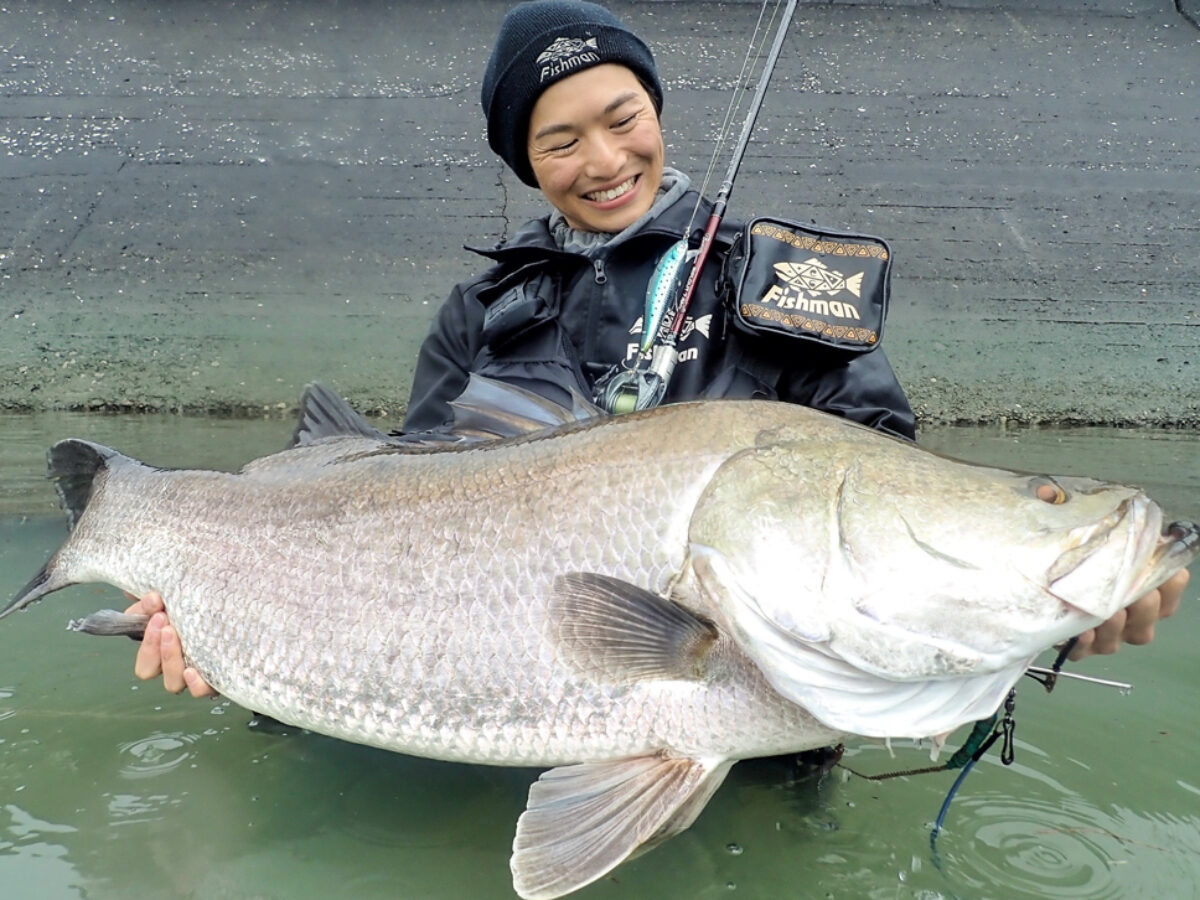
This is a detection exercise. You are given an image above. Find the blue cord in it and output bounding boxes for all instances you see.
[930,756,978,852]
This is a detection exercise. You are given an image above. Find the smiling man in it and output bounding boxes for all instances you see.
[526,63,665,233]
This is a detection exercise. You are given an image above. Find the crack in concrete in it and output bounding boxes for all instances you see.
[59,157,124,258]
[495,162,512,243]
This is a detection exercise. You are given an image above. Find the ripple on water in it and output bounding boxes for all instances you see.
[934,790,1200,899]
[117,731,201,780]
[0,686,15,724]
[105,791,183,826]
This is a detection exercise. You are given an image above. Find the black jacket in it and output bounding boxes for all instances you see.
[403,189,915,441]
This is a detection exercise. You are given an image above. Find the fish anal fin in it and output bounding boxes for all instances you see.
[511,755,732,900]
[550,573,718,684]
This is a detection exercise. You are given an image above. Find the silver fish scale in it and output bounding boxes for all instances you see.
[67,405,837,768]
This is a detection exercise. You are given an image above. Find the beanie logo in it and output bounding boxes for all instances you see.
[536,36,601,82]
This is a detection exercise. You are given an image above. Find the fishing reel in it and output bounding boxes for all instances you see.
[595,344,677,415]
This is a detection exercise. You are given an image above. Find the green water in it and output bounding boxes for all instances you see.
[1,417,1197,900]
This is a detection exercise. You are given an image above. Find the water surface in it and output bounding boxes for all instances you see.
[1,416,1197,900]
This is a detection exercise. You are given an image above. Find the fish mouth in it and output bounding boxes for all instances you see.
[1044,495,1154,618]
[1128,519,1200,598]
[1047,499,1197,619]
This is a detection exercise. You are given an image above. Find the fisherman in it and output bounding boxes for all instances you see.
[126,0,1186,698]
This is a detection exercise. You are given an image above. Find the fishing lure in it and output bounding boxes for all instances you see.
[636,239,694,359]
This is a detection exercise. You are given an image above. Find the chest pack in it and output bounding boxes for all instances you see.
[727,217,891,353]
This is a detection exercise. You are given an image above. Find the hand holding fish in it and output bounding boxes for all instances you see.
[1068,567,1187,660]
[123,590,219,698]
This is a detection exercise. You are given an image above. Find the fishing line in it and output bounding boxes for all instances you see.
[688,0,787,231]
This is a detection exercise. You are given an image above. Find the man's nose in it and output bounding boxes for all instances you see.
[585,133,624,177]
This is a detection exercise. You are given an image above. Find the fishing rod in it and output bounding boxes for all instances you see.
[598,0,800,414]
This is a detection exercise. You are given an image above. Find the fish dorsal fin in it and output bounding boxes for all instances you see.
[291,383,388,447]
[448,375,605,440]
[511,755,732,900]
[550,573,718,683]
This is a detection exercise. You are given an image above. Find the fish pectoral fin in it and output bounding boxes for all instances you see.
[550,573,719,683]
[511,755,732,900]
[447,374,605,440]
[67,609,150,640]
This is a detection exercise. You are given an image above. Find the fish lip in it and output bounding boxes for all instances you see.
[1128,519,1200,598]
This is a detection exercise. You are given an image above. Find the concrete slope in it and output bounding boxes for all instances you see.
[1,0,1196,425]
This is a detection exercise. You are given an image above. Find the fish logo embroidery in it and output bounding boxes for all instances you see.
[756,258,865,321]
[774,258,864,299]
[536,36,601,81]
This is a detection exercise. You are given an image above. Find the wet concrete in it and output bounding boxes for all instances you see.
[2,0,1197,425]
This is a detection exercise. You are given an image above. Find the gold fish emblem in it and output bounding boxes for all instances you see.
[773,257,864,298]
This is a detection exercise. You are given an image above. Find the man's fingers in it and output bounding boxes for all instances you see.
[1073,609,1126,660]
[132,612,167,679]
[160,624,188,694]
[184,668,219,699]
[122,590,165,618]
[1157,569,1188,620]
[1063,568,1188,662]
[1068,627,1095,661]
[1121,589,1161,646]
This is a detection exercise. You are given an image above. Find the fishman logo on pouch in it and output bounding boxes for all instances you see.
[537,37,601,81]
[761,258,864,320]
[734,217,889,351]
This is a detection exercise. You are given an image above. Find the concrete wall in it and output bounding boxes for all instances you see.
[2,0,1197,424]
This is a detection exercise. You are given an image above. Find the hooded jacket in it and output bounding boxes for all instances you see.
[402,188,915,441]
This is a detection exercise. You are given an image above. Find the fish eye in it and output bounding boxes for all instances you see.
[1031,478,1069,505]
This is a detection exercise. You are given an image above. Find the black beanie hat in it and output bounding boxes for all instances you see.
[481,0,664,187]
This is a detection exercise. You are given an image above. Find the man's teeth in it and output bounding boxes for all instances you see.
[587,178,635,202]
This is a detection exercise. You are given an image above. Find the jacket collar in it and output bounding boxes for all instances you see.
[466,189,717,264]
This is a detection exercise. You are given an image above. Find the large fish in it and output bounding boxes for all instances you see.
[4,379,1197,899]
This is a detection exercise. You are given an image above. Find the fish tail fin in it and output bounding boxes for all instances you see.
[2,566,62,619]
[1,440,137,621]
